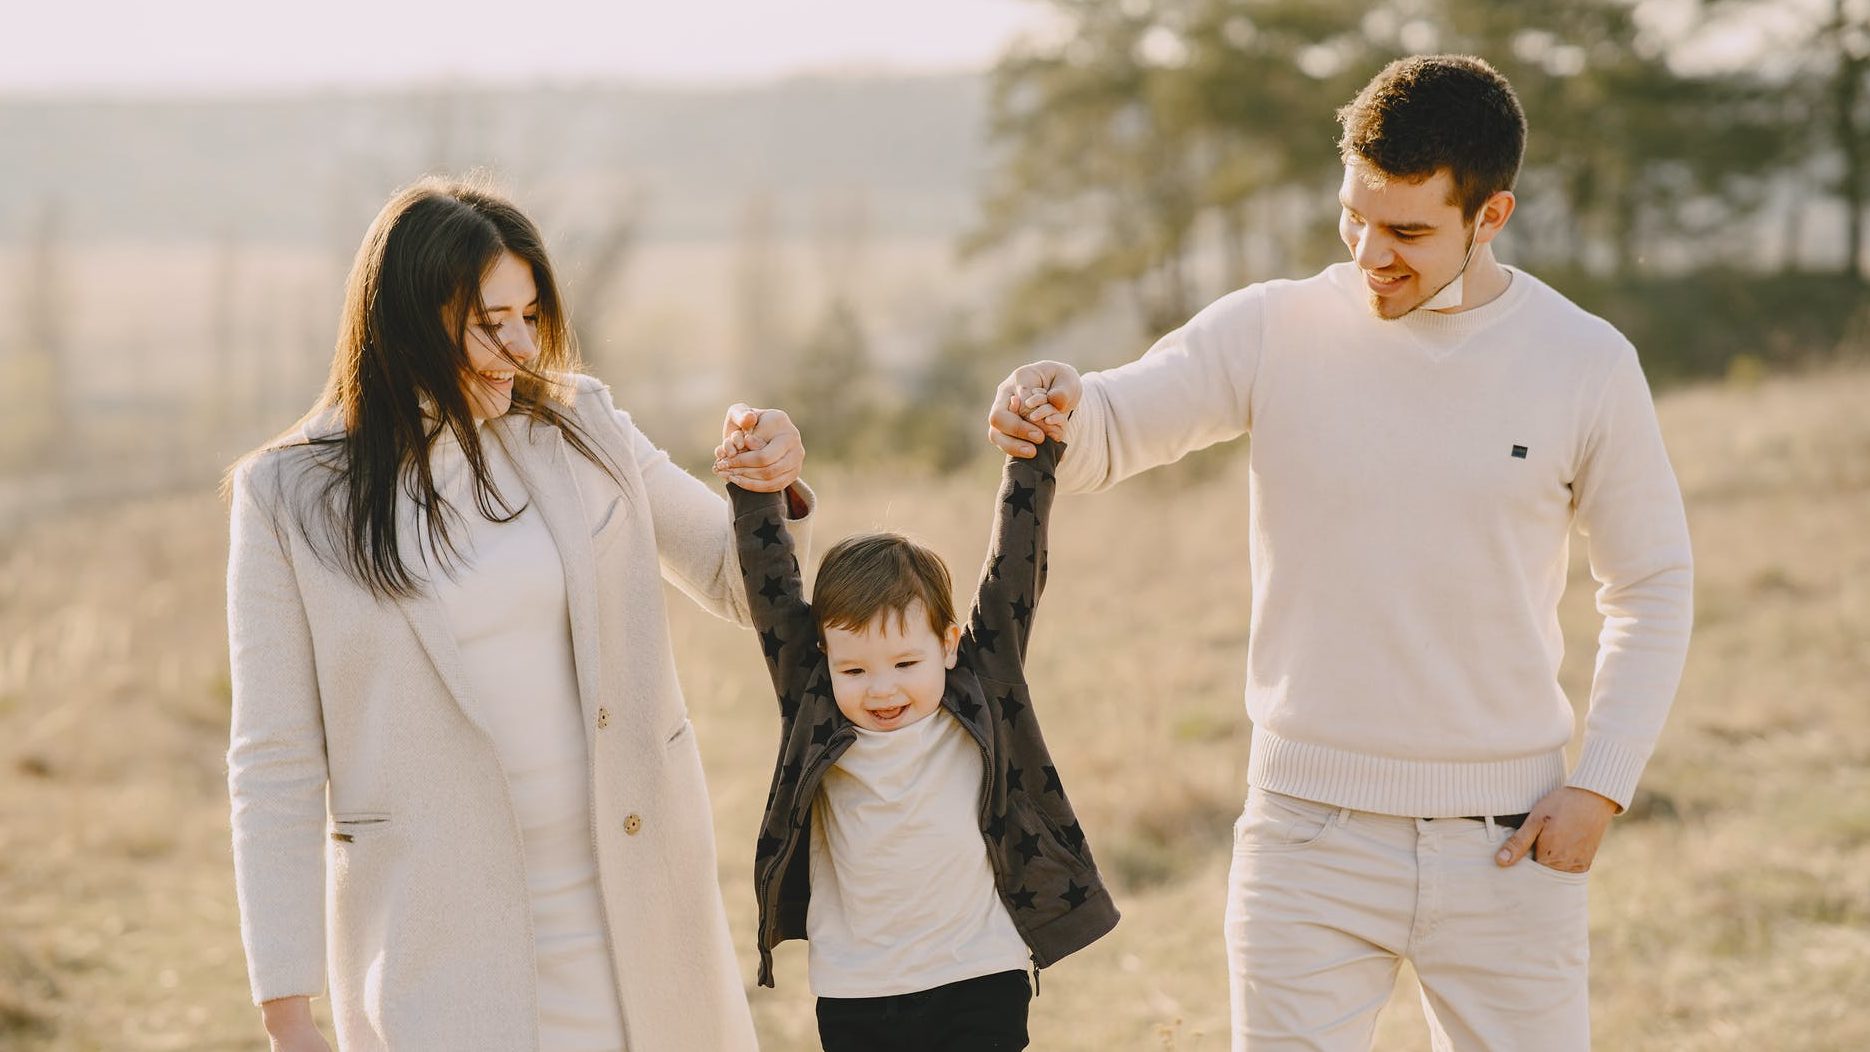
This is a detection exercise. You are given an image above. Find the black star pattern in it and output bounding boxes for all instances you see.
[999,690,1026,728]
[984,811,1007,841]
[780,760,802,784]
[973,626,999,655]
[988,553,1006,581]
[1061,820,1085,851]
[756,833,783,859]
[954,694,982,723]
[797,647,824,673]
[1006,764,1024,792]
[810,719,836,745]
[759,575,788,604]
[1006,480,1035,515]
[788,554,801,576]
[779,693,799,720]
[1008,886,1038,911]
[752,519,785,549]
[1008,595,1032,626]
[1015,831,1042,864]
[1061,881,1089,909]
[1042,765,1063,797]
[760,627,786,662]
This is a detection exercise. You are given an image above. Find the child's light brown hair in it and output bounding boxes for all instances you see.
[812,532,957,637]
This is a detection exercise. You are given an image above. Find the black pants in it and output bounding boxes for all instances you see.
[816,969,1031,1051]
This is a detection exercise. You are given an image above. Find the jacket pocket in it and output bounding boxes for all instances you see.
[1006,797,1093,912]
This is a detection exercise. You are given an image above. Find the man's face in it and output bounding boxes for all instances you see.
[1337,159,1478,320]
[821,600,961,732]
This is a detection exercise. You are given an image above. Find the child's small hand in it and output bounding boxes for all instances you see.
[1015,386,1067,443]
[713,429,767,481]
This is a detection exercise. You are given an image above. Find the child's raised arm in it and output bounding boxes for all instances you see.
[962,436,1064,683]
[726,483,820,720]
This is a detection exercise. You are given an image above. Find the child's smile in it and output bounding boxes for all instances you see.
[821,599,963,733]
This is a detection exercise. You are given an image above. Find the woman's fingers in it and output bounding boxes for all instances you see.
[722,401,760,439]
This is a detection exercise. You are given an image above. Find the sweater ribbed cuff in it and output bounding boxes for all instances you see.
[1565,733,1654,813]
[1057,381,1111,494]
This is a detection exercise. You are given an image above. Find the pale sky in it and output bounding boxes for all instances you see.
[6,0,1057,93]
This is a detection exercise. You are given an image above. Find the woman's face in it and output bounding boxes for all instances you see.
[461,251,540,419]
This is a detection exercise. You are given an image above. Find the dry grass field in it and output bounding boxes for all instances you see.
[2,363,1867,1050]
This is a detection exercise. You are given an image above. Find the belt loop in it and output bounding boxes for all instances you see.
[1335,806,1352,828]
[1031,959,1041,997]
[1484,814,1498,840]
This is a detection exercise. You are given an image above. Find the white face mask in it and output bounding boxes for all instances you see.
[1417,223,1480,312]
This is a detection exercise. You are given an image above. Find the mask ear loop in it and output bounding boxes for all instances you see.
[1417,220,1481,312]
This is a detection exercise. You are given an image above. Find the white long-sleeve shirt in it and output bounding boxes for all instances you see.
[1059,262,1693,817]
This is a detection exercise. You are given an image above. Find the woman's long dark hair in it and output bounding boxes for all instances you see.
[229,175,621,599]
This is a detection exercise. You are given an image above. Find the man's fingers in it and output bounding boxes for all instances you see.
[988,401,1043,450]
[1496,816,1543,866]
[987,426,1035,459]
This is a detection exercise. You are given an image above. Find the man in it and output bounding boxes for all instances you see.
[986,55,1692,1051]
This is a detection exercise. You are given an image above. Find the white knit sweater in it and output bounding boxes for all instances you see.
[1059,263,1693,817]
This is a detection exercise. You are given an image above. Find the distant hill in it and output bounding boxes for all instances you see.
[0,74,989,247]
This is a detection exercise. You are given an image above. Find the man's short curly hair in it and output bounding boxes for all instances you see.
[1336,54,1527,220]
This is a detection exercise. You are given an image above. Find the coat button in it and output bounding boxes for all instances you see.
[623,814,643,836]
[596,708,610,729]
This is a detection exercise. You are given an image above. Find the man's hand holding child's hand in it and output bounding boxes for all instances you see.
[1015,386,1067,444]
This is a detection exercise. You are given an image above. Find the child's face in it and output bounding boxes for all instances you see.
[822,600,962,732]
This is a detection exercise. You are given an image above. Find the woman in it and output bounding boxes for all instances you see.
[226,177,805,1051]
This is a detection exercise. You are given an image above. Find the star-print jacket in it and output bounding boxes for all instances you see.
[727,438,1119,988]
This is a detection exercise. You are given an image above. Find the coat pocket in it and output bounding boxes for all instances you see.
[329,812,392,843]
[589,494,632,553]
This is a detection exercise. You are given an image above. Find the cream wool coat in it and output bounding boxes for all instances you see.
[227,375,791,1050]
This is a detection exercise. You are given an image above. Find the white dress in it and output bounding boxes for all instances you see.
[429,419,627,1050]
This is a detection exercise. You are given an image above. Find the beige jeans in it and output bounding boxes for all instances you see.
[1224,788,1590,1051]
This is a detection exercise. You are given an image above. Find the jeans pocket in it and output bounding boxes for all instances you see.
[1525,856,1591,883]
[1237,790,1344,854]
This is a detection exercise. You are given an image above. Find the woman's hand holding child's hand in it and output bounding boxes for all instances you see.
[713,402,806,493]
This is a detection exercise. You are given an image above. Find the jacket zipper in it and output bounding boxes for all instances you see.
[952,697,1047,984]
[757,730,853,943]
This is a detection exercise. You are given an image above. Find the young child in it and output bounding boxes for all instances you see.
[715,392,1115,1051]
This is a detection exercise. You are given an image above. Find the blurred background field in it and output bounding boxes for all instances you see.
[3,0,1868,1048]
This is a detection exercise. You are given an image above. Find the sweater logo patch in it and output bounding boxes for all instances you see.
[1511,445,1529,459]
